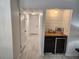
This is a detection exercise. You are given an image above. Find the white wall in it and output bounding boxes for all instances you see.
[0,0,13,59]
[66,8,79,56]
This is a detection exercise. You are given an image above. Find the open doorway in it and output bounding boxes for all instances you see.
[44,9,73,55]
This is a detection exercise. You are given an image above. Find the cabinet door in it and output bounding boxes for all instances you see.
[56,38,67,53]
[44,36,55,54]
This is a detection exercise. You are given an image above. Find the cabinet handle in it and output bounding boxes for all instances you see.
[55,39,57,54]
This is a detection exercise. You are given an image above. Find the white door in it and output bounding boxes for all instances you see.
[20,10,43,59]
[27,12,42,59]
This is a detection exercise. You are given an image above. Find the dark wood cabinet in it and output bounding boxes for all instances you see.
[44,36,67,54]
[44,36,55,53]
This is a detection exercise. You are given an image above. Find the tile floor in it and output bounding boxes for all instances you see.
[40,55,79,59]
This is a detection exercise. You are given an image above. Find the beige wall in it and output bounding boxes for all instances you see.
[45,9,63,32]
[45,9,72,35]
[63,10,73,35]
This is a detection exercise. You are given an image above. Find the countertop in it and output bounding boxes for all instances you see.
[45,32,67,36]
